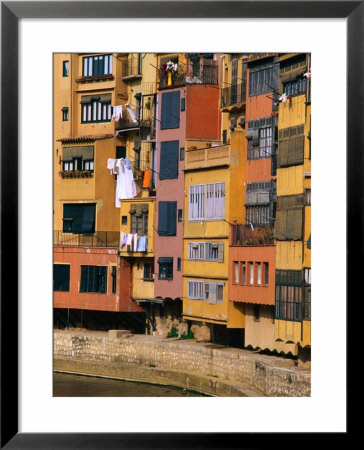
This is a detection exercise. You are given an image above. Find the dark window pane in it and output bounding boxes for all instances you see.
[53,264,70,291]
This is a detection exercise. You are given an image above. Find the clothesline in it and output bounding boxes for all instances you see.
[120,232,148,252]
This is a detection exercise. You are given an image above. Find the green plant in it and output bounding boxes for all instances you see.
[149,363,156,368]
[179,330,195,340]
[168,326,178,338]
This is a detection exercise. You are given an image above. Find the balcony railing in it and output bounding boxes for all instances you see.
[231,224,274,246]
[121,59,142,80]
[185,144,230,171]
[220,82,247,108]
[116,105,156,134]
[158,59,218,90]
[54,231,120,247]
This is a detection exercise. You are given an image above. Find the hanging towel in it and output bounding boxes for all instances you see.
[142,170,151,189]
[167,71,172,86]
[112,105,123,122]
[125,104,138,123]
[303,69,311,79]
[133,233,138,252]
[136,236,147,252]
[126,233,133,246]
[107,158,115,174]
[120,232,128,248]
[279,93,288,103]
[125,156,131,170]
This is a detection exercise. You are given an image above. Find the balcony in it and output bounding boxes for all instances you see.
[121,58,142,81]
[59,170,94,179]
[220,82,246,109]
[231,224,274,246]
[115,105,156,137]
[185,145,230,171]
[158,58,218,90]
[54,230,120,247]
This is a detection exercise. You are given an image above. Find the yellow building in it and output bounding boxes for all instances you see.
[182,130,245,344]
[274,53,311,356]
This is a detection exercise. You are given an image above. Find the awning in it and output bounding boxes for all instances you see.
[63,146,94,161]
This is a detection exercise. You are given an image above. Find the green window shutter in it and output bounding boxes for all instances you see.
[161,91,180,129]
[160,140,179,180]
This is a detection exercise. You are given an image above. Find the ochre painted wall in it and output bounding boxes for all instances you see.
[276,241,303,270]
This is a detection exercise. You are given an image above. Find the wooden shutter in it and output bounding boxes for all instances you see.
[217,242,224,262]
[207,283,217,304]
[278,125,304,167]
[275,194,304,240]
[161,91,180,129]
[160,140,179,180]
[158,201,176,236]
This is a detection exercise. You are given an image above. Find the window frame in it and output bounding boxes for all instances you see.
[63,60,69,77]
[80,265,108,294]
[82,54,113,78]
[158,258,173,280]
[188,182,225,222]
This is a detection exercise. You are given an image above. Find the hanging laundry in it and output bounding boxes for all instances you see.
[125,104,138,123]
[279,93,288,103]
[120,232,128,249]
[142,170,151,189]
[126,233,133,247]
[125,156,131,170]
[162,63,167,76]
[136,236,147,252]
[107,158,115,174]
[167,71,172,86]
[133,233,138,252]
[112,105,123,122]
[303,69,311,79]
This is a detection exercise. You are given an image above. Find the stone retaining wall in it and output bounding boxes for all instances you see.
[53,331,311,397]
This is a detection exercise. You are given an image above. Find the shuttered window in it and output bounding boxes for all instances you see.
[204,282,224,304]
[275,270,303,321]
[188,242,204,260]
[247,117,274,160]
[80,265,107,293]
[81,94,111,123]
[53,264,70,291]
[205,242,224,262]
[159,140,179,180]
[130,204,148,235]
[63,203,96,234]
[189,183,225,221]
[161,91,180,129]
[249,61,275,97]
[187,280,203,299]
[158,201,177,236]
[278,125,305,167]
[275,194,304,240]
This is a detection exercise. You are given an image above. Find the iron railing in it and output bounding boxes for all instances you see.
[231,224,274,246]
[220,82,247,107]
[158,59,218,89]
[54,230,120,247]
[121,58,142,78]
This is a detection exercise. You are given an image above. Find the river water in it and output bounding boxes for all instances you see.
[53,372,209,397]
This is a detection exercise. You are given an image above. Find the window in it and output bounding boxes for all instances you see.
[275,194,304,241]
[159,140,179,180]
[62,107,69,121]
[62,146,94,172]
[247,117,274,160]
[204,282,224,304]
[283,77,307,97]
[122,216,127,225]
[245,180,274,227]
[178,209,183,222]
[264,262,269,285]
[241,262,246,284]
[111,266,117,294]
[63,60,69,77]
[80,265,107,293]
[179,147,185,161]
[158,201,177,236]
[181,98,185,111]
[303,268,311,321]
[277,125,305,167]
[188,242,204,260]
[144,263,154,280]
[305,189,311,206]
[249,262,254,285]
[130,204,148,236]
[63,203,96,234]
[189,183,225,221]
[234,262,239,284]
[116,146,126,159]
[187,280,203,299]
[161,91,180,129]
[257,262,262,285]
[249,63,274,97]
[81,94,111,123]
[83,54,113,78]
[246,205,270,227]
[158,258,173,280]
[205,242,224,262]
[222,129,227,144]
[275,270,303,321]
[53,264,70,291]
[177,258,181,271]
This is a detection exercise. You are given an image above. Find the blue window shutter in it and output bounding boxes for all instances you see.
[158,201,177,236]
[160,140,179,180]
[161,91,180,129]
[63,204,96,234]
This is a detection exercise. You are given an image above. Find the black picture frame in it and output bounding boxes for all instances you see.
[1,1,357,448]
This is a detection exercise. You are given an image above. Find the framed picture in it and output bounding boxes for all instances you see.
[1,1,357,448]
